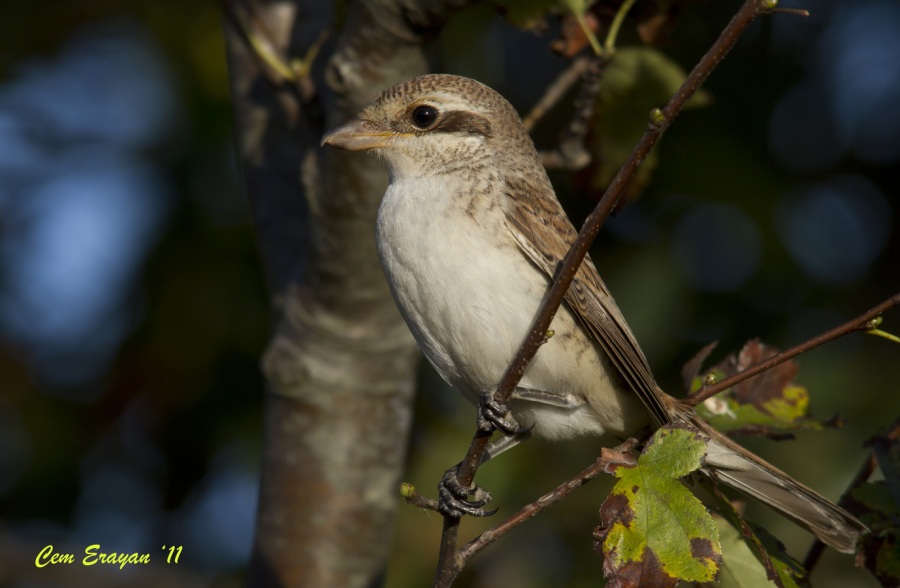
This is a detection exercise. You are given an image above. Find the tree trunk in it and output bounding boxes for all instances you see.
[224,1,476,586]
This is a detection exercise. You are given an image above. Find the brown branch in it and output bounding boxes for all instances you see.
[523,55,592,133]
[540,54,608,172]
[402,483,442,512]
[768,8,810,17]
[523,53,609,172]
[435,1,778,585]
[683,292,900,408]
[457,438,639,564]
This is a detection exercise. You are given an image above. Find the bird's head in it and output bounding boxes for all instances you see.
[322,74,537,179]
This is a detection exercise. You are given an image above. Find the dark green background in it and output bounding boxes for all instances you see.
[1,1,896,586]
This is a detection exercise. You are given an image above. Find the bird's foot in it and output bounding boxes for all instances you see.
[477,389,528,434]
[438,464,497,518]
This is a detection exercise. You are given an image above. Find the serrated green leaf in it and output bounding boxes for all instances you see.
[633,422,708,478]
[849,438,900,585]
[600,425,721,586]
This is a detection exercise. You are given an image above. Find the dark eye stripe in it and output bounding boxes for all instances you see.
[432,111,492,137]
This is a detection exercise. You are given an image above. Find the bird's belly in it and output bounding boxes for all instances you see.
[376,182,645,439]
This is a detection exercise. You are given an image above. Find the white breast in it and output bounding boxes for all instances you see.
[375,176,645,440]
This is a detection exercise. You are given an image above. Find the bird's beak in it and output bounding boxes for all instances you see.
[321,117,392,151]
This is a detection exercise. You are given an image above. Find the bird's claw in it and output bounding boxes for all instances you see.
[438,465,497,518]
[477,389,528,435]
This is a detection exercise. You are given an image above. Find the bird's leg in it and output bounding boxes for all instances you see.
[438,429,532,518]
[477,385,584,433]
[438,467,495,518]
[477,388,523,434]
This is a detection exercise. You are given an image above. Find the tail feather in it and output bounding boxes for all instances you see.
[688,415,867,554]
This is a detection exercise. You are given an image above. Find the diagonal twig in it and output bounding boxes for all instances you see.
[523,55,593,134]
[455,438,639,564]
[683,293,900,408]
[434,1,789,585]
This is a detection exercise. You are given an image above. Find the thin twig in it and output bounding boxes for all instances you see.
[683,293,900,408]
[533,0,638,171]
[434,1,777,585]
[456,439,639,564]
[540,55,607,172]
[221,0,321,102]
[223,0,291,81]
[402,483,441,512]
[523,56,592,133]
[491,0,772,413]
[604,0,639,55]
[767,8,810,17]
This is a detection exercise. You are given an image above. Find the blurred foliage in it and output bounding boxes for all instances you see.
[0,0,898,587]
[692,340,831,435]
[0,0,264,583]
[577,45,711,203]
[849,433,900,586]
[714,515,809,588]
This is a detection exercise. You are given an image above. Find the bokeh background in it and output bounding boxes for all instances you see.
[1,0,897,586]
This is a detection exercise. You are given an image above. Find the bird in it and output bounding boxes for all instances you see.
[321,73,867,553]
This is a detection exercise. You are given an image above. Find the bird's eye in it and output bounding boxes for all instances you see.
[411,105,438,129]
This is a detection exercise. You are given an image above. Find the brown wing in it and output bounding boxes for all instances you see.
[503,177,671,427]
[503,179,869,552]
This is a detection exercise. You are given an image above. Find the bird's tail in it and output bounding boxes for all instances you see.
[685,413,867,554]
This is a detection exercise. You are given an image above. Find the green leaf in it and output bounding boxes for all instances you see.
[874,538,900,587]
[715,519,774,588]
[848,436,900,585]
[491,0,561,29]
[584,46,710,199]
[852,481,900,517]
[598,424,721,586]
[695,382,823,433]
[715,517,809,588]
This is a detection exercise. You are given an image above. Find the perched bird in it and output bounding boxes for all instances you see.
[322,74,866,553]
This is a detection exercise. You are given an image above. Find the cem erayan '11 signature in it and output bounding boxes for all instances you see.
[35,544,183,569]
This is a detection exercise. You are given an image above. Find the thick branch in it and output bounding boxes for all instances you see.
[225,1,476,587]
